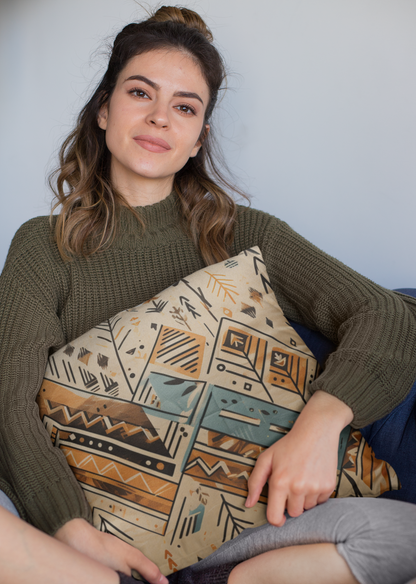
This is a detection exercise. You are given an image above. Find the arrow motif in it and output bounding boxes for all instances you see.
[180,280,218,322]
[169,558,178,570]
[179,296,201,319]
[253,256,266,275]
[260,274,273,293]
[231,333,245,348]
[164,550,178,570]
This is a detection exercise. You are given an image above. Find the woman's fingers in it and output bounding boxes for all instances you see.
[266,485,289,526]
[55,518,168,584]
[102,535,168,584]
[127,549,168,584]
[303,493,320,511]
[285,492,306,519]
[245,451,271,508]
[317,491,333,505]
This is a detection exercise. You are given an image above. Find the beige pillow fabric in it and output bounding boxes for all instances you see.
[37,247,399,575]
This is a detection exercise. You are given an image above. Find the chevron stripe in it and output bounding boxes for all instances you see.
[185,457,231,476]
[63,449,173,496]
[43,401,157,441]
[185,457,251,481]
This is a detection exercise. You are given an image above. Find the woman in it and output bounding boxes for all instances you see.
[0,6,416,584]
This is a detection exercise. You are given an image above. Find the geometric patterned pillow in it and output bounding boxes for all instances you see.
[37,247,399,575]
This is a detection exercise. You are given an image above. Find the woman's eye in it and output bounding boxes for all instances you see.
[176,104,196,115]
[129,88,149,99]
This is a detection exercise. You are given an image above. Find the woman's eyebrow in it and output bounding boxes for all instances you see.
[124,75,204,105]
[174,91,204,106]
[124,74,159,89]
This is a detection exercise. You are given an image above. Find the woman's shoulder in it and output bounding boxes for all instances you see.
[11,214,54,240]
[235,203,289,229]
[3,215,65,282]
[8,214,56,253]
[233,203,288,249]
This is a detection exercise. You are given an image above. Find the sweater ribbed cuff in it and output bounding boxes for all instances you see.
[23,476,92,535]
[310,358,392,428]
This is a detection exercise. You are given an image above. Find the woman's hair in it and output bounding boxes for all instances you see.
[50,5,247,265]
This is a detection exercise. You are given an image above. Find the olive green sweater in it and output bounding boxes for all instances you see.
[1,193,416,535]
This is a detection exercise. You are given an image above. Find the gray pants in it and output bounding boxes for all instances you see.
[1,492,416,583]
[193,498,416,584]
[0,489,19,517]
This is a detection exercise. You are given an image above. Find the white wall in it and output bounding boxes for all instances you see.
[1,0,415,288]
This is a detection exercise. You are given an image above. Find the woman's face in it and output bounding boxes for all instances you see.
[98,49,210,205]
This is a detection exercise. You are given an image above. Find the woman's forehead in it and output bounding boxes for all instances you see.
[120,49,208,89]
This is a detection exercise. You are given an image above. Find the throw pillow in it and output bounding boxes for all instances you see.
[37,247,399,575]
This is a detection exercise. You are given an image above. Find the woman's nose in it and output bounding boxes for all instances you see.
[146,102,169,128]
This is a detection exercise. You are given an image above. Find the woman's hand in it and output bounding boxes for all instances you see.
[245,391,354,526]
[55,518,168,584]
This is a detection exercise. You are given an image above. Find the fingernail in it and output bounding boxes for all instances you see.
[245,496,252,507]
[159,575,169,584]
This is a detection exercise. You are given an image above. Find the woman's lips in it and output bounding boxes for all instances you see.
[133,135,171,153]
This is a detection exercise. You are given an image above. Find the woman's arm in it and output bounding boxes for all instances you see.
[0,221,168,581]
[0,506,118,584]
[257,213,416,426]
[234,208,416,520]
[246,390,353,525]
[0,506,167,584]
[0,266,91,533]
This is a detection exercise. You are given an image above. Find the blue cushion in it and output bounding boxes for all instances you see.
[288,321,335,368]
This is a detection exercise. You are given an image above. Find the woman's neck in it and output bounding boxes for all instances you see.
[111,164,174,207]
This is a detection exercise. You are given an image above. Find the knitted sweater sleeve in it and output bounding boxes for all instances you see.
[255,214,416,428]
[0,220,92,534]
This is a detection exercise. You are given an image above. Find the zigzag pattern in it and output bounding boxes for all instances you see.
[64,449,172,496]
[44,402,157,441]
[185,458,249,481]
[46,402,103,429]
[185,458,231,476]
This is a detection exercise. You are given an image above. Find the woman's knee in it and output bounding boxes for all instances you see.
[330,498,416,584]
[193,498,416,583]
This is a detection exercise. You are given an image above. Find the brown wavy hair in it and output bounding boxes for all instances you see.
[50,5,248,265]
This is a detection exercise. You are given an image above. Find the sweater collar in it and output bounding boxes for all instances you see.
[119,190,180,226]
[134,190,180,223]
[116,191,183,246]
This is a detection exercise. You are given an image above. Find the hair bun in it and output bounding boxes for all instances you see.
[148,6,213,42]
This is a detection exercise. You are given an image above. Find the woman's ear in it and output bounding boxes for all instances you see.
[97,103,109,130]
[190,124,210,157]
